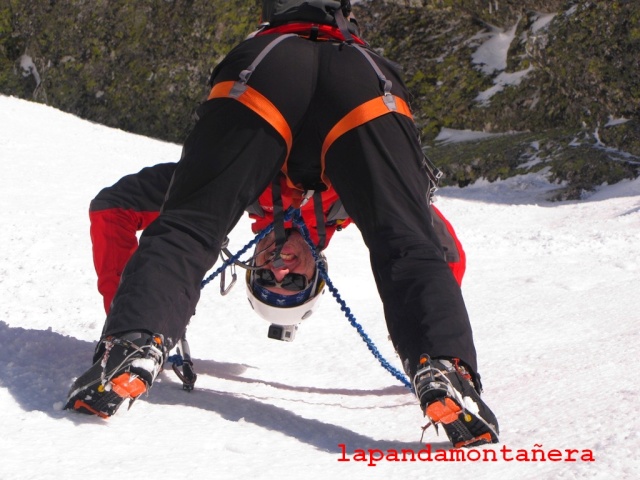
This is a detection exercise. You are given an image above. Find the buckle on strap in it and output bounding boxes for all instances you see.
[382,93,397,111]
[229,82,248,98]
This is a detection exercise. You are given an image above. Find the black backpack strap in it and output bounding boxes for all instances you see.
[334,6,355,44]
[313,191,327,251]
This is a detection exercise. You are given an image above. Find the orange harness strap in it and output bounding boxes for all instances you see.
[207,40,414,196]
[208,81,293,157]
[320,95,413,187]
[208,81,305,205]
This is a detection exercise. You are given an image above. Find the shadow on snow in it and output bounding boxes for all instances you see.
[0,321,440,453]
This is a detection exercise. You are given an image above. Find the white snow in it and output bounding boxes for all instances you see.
[131,357,162,376]
[1,95,640,478]
[471,23,534,105]
[606,116,630,127]
[470,13,558,105]
[565,5,579,17]
[434,127,509,144]
[471,24,518,75]
[19,55,41,86]
[475,65,534,105]
[531,13,557,34]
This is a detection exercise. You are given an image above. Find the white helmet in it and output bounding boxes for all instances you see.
[246,255,327,326]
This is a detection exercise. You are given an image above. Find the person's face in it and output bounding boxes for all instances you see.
[253,230,316,295]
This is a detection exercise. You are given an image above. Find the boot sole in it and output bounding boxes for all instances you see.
[425,397,498,448]
[68,373,147,418]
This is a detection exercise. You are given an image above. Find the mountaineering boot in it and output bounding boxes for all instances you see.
[413,355,499,448]
[65,332,167,418]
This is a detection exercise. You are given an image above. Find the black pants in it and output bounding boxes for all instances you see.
[104,34,479,379]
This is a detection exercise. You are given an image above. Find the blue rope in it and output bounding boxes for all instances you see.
[201,207,298,289]
[200,223,274,289]
[290,211,413,391]
[200,207,413,391]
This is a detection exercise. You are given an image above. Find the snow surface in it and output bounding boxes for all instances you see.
[1,95,639,479]
[531,13,557,34]
[471,24,517,75]
[475,65,534,105]
[434,127,510,144]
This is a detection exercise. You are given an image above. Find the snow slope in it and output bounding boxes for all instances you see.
[1,95,639,479]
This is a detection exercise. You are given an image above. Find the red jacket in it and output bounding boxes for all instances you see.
[248,179,350,246]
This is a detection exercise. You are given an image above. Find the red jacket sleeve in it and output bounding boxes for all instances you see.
[90,209,160,314]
